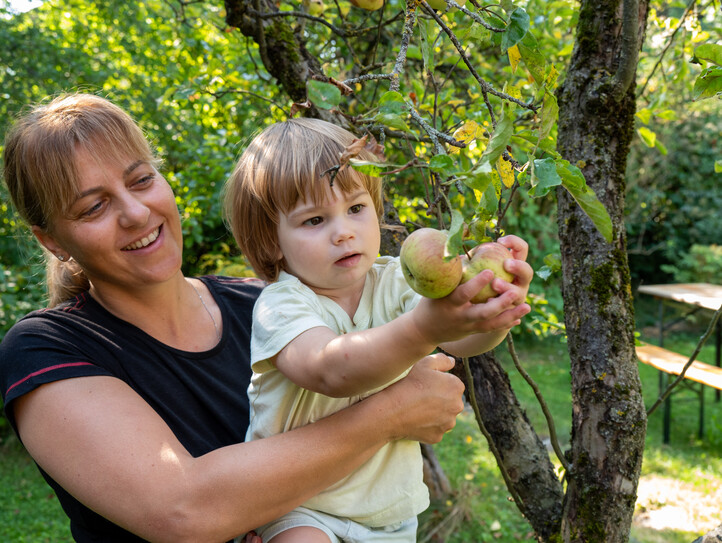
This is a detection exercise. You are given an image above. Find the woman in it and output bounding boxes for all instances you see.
[0,93,466,543]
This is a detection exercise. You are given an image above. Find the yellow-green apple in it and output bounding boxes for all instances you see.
[400,228,462,299]
[460,242,514,303]
[350,0,384,10]
[303,0,325,16]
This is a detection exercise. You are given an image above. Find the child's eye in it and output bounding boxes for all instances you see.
[349,204,364,214]
[303,216,323,226]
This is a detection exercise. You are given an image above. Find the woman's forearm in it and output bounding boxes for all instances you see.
[16,356,463,543]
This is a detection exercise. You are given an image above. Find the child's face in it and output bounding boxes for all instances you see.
[276,183,381,297]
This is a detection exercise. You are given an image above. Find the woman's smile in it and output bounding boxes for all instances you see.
[122,226,162,251]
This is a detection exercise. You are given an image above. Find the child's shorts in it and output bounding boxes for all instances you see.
[256,506,418,542]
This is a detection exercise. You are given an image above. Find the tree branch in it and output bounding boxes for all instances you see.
[610,0,641,101]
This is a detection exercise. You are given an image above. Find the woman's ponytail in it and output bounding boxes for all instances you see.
[45,255,90,307]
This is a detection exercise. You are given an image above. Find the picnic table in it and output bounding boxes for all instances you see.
[636,283,722,443]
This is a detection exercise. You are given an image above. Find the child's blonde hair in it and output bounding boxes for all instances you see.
[224,118,384,282]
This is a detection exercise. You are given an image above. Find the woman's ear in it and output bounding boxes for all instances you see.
[31,225,69,262]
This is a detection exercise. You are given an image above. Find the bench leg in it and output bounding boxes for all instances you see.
[699,383,705,440]
[662,372,671,444]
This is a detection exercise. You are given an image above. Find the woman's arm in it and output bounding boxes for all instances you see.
[15,353,463,543]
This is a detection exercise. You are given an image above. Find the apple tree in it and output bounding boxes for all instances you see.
[220,0,716,540]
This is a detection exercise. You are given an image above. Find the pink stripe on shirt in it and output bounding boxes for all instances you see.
[6,362,95,395]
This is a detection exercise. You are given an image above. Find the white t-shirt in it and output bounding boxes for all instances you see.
[247,256,428,527]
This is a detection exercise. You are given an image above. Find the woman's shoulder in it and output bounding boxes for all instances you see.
[200,275,266,299]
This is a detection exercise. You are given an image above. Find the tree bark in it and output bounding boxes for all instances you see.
[555,1,649,540]
[450,351,563,541]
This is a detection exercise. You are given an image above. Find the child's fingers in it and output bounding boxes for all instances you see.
[451,269,495,303]
[497,235,529,261]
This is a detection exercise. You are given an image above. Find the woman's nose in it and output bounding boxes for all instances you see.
[118,194,150,228]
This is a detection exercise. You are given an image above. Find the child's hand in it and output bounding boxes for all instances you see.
[412,235,532,345]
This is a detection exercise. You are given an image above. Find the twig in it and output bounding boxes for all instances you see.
[421,1,538,118]
[506,334,570,473]
[637,0,698,98]
[647,305,722,416]
[390,4,418,91]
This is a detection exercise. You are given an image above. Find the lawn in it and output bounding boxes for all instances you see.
[1,303,720,542]
[419,307,722,543]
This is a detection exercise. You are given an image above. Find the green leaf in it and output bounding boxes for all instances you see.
[539,90,558,140]
[695,43,722,66]
[556,160,613,243]
[654,139,668,156]
[501,8,530,54]
[348,159,394,177]
[715,160,722,174]
[429,154,455,174]
[378,91,407,113]
[418,18,435,74]
[637,126,656,147]
[306,80,342,110]
[518,28,546,86]
[374,91,410,130]
[635,108,652,125]
[476,181,499,216]
[445,209,465,259]
[528,157,561,197]
[463,161,494,193]
[693,66,722,101]
[375,113,410,131]
[478,113,514,167]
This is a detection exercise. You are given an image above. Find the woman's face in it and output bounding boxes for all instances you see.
[35,148,184,295]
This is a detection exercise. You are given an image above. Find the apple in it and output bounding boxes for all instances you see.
[400,228,462,299]
[349,0,384,10]
[304,0,325,16]
[425,0,466,11]
[460,242,514,303]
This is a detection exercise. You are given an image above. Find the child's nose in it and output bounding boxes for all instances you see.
[332,219,355,244]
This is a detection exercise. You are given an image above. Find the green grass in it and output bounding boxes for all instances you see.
[0,436,72,542]
[420,318,722,543]
[2,306,720,542]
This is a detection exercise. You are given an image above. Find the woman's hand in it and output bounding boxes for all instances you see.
[379,353,465,443]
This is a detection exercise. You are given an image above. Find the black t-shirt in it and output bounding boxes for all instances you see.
[0,276,264,542]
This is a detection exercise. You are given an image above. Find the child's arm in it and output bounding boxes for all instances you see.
[274,236,532,398]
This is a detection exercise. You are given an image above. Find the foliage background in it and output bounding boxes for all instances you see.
[0,0,720,537]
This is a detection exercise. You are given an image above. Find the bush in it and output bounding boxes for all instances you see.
[660,244,722,284]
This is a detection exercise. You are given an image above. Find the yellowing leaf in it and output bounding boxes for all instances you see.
[508,44,521,74]
[497,155,515,188]
[450,120,482,154]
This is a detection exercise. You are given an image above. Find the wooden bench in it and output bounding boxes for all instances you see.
[636,343,722,442]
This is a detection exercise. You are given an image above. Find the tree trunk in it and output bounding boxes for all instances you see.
[450,351,563,540]
[555,1,649,540]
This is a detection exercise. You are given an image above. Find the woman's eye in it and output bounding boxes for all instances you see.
[134,174,154,187]
[303,216,323,226]
[349,204,364,214]
[82,202,104,217]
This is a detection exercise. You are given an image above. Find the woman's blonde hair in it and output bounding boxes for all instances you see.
[223,118,384,282]
[2,93,159,306]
